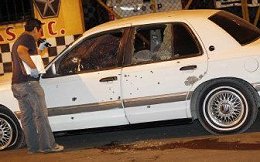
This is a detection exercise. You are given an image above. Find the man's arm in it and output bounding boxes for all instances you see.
[17,45,36,69]
[38,49,46,57]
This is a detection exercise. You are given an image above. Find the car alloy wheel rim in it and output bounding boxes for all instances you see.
[0,117,13,150]
[203,86,248,131]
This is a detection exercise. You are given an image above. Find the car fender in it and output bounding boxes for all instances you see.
[0,83,20,119]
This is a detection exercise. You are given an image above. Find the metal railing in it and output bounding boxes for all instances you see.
[95,0,259,28]
[0,0,33,25]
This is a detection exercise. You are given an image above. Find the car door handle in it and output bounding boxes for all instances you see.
[99,76,118,82]
[180,65,197,71]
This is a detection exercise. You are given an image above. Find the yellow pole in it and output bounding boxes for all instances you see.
[254,6,260,26]
[151,0,158,13]
[96,0,121,19]
[185,0,193,9]
[241,0,249,21]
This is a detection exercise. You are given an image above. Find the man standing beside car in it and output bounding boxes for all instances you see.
[11,18,64,154]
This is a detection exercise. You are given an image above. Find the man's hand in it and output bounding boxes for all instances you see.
[39,40,51,51]
[30,68,39,78]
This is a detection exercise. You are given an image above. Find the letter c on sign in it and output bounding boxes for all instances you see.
[48,21,57,35]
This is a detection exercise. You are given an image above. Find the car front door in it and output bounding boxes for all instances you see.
[121,22,208,124]
[40,30,129,132]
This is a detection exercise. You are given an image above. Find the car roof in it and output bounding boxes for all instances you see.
[51,9,220,69]
[66,9,219,49]
[84,9,219,36]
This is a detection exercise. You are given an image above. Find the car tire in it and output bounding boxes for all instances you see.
[0,107,24,150]
[194,78,258,134]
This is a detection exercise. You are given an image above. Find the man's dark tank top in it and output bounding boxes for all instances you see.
[11,33,39,84]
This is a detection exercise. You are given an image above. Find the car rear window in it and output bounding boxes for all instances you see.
[209,11,260,45]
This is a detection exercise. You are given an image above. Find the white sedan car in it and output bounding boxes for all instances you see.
[1,9,260,150]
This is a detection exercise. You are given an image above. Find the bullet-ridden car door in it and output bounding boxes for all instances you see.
[121,22,208,124]
[40,30,129,131]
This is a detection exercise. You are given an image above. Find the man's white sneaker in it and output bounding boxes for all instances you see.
[51,144,64,152]
[40,144,64,153]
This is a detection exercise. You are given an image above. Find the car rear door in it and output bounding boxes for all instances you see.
[121,22,208,124]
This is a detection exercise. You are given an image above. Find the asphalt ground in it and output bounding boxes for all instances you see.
[1,114,260,162]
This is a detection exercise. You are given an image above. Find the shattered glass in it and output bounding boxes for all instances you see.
[59,33,121,75]
[130,22,201,65]
[131,24,173,64]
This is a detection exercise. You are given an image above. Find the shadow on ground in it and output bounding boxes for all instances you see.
[55,113,260,152]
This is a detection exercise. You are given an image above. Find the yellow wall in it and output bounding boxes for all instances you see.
[61,0,85,35]
[0,0,84,44]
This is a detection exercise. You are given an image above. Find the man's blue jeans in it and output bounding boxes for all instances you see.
[12,81,56,152]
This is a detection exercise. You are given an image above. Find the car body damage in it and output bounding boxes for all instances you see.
[1,9,260,150]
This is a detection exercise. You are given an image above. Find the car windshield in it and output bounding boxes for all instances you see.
[209,11,260,45]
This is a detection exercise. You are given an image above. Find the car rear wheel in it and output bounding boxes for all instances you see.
[0,108,24,150]
[195,78,258,134]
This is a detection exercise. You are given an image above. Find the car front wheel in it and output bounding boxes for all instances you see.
[195,78,258,134]
[0,108,24,150]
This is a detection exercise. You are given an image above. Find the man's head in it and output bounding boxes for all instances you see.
[24,18,44,40]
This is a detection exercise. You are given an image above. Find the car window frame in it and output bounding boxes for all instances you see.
[171,22,203,59]
[45,28,130,77]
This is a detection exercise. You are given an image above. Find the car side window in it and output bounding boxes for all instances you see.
[131,24,170,64]
[58,32,123,75]
[172,23,201,58]
[130,23,201,65]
